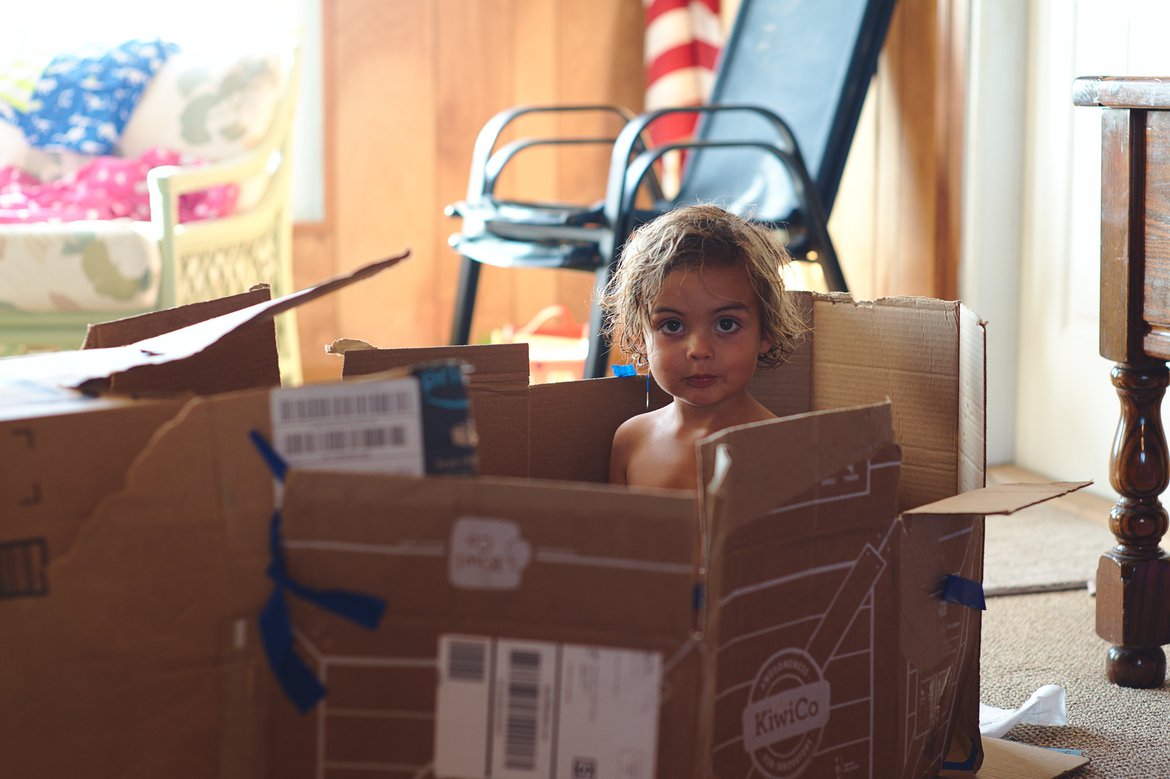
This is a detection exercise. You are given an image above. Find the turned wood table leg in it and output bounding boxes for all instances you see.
[1098,361,1170,688]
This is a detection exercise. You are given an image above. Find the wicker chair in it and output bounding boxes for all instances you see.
[0,41,301,382]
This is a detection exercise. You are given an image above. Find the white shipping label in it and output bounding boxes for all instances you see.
[269,378,425,475]
[435,636,662,779]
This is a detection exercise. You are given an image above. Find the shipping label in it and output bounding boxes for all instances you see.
[269,378,425,475]
[435,635,662,779]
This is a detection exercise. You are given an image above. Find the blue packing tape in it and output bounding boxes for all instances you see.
[612,363,637,377]
[250,430,387,713]
[249,429,288,484]
[941,574,986,611]
[692,582,705,612]
[941,739,982,772]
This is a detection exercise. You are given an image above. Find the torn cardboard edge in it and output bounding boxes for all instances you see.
[905,482,1093,517]
[0,249,410,397]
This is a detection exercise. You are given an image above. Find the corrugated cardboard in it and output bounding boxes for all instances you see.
[0,286,280,601]
[0,254,409,602]
[970,739,1088,778]
[0,269,1086,778]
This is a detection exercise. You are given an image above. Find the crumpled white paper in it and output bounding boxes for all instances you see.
[979,684,1068,738]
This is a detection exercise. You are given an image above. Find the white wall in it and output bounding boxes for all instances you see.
[959,0,1029,467]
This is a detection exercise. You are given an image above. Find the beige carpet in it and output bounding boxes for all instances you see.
[981,590,1170,778]
[980,468,1170,778]
[984,467,1115,596]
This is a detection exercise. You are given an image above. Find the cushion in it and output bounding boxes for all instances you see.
[118,49,285,163]
[0,147,238,223]
[17,39,179,155]
[0,220,161,313]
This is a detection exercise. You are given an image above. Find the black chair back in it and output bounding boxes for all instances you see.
[677,0,898,220]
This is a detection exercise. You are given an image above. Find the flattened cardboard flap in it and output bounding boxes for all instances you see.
[947,737,1088,778]
[83,286,280,396]
[0,250,409,398]
[904,482,1092,517]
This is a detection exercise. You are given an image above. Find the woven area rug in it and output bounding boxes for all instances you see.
[981,589,1170,777]
[983,468,1115,597]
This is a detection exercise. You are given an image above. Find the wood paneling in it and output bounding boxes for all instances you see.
[293,0,966,383]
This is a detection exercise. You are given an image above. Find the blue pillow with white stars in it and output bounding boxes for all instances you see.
[18,38,179,155]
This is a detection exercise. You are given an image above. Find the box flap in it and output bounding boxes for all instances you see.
[810,294,965,513]
[903,482,1092,517]
[0,250,409,399]
[83,286,281,396]
[746,290,814,416]
[528,376,670,483]
[699,400,897,529]
[696,402,904,777]
[342,343,531,477]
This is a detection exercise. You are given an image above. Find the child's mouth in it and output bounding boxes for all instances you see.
[686,374,717,387]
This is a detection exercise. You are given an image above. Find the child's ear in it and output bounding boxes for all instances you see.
[758,336,773,358]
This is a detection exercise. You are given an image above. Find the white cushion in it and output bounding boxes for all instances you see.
[0,220,161,312]
[118,49,286,162]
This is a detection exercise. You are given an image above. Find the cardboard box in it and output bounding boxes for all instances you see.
[0,284,280,600]
[0,269,1085,778]
[0,254,409,601]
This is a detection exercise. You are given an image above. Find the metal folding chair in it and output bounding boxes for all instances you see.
[447,0,898,378]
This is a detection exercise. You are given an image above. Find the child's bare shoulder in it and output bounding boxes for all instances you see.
[610,407,670,484]
[613,405,669,442]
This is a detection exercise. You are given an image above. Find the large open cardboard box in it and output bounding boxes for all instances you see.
[0,263,1086,778]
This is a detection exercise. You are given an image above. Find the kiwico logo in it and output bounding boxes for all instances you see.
[741,648,830,779]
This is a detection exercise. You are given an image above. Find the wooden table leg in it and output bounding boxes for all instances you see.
[1097,361,1170,688]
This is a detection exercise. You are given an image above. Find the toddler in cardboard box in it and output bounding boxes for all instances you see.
[602,203,808,490]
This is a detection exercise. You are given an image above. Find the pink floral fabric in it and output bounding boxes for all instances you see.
[0,147,237,224]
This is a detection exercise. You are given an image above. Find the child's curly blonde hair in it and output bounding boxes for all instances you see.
[599,203,808,369]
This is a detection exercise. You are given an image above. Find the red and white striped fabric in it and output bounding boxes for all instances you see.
[643,0,723,150]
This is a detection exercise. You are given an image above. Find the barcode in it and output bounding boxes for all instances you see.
[277,390,414,422]
[280,425,407,455]
[448,641,486,682]
[0,538,48,599]
[504,649,541,771]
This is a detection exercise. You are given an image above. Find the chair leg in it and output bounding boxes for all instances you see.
[584,263,616,379]
[802,190,848,293]
[450,257,481,345]
[817,237,848,293]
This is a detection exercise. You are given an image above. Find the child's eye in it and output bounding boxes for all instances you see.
[658,319,684,335]
[715,318,742,334]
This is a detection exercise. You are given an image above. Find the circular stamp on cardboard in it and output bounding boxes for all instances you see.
[741,647,831,779]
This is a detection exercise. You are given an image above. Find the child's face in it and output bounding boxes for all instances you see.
[644,263,771,411]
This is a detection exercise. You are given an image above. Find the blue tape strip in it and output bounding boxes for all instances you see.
[692,582,705,613]
[941,739,981,771]
[941,574,986,611]
[249,429,288,484]
[250,430,387,713]
[612,363,637,377]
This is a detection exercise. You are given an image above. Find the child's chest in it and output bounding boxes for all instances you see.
[626,427,702,491]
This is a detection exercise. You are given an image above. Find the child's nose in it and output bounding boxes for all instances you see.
[687,332,713,359]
